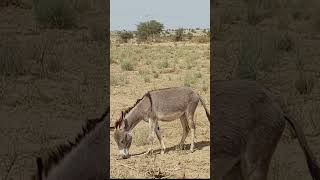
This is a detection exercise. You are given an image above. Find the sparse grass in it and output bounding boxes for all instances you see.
[153,72,159,78]
[184,73,197,87]
[120,59,134,71]
[202,82,208,92]
[192,35,210,43]
[111,75,128,86]
[143,75,151,83]
[145,59,152,65]
[195,72,202,78]
[132,128,149,146]
[156,60,169,69]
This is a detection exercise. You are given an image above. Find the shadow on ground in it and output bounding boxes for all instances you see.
[129,140,210,157]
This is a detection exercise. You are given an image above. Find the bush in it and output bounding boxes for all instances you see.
[136,20,164,41]
[174,28,184,41]
[117,31,134,43]
[33,0,77,28]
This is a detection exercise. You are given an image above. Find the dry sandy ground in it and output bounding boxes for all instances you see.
[213,0,320,179]
[109,39,210,178]
[0,3,107,179]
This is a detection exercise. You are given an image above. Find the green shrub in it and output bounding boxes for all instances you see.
[117,31,134,43]
[136,20,164,41]
[174,28,184,41]
[33,0,77,28]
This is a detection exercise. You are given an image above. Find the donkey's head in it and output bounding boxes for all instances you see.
[113,111,132,159]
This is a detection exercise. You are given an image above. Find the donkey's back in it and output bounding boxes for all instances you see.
[148,87,200,114]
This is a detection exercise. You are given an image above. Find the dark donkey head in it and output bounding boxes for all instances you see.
[113,111,133,159]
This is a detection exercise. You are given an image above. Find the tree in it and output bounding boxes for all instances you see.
[136,20,164,41]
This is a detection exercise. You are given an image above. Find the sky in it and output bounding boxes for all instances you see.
[110,0,209,31]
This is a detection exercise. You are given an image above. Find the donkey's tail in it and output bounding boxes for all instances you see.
[198,95,210,121]
[284,114,320,180]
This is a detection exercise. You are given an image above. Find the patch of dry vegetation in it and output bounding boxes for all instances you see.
[110,28,210,178]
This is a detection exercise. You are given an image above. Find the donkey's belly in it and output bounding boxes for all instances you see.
[157,111,184,121]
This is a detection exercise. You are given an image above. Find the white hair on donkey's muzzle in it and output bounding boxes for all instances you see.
[119,149,128,156]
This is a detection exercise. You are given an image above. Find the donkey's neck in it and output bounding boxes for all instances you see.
[126,96,151,131]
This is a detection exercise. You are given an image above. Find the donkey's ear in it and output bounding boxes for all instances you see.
[119,119,126,129]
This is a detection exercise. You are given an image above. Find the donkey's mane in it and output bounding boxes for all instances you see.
[38,108,109,177]
[114,92,151,128]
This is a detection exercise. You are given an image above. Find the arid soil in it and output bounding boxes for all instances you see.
[213,0,320,179]
[0,2,107,179]
[110,35,210,178]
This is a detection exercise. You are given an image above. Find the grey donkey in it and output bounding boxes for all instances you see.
[212,80,320,180]
[112,87,210,159]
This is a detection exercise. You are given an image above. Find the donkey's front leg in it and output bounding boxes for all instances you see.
[145,118,156,155]
[154,121,166,154]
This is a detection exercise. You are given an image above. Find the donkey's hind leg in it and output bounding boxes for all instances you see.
[154,120,166,154]
[187,102,198,153]
[178,113,190,150]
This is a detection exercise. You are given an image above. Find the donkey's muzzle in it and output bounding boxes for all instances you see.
[119,149,129,159]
